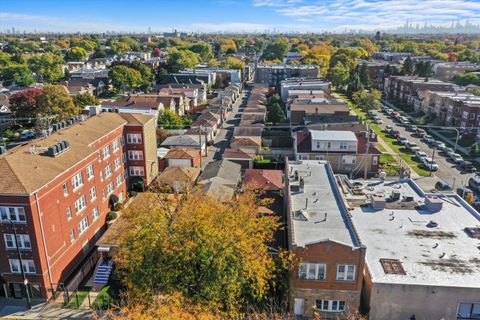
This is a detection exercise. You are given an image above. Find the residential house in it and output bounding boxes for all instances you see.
[285,160,366,318]
[230,137,262,153]
[223,148,256,169]
[156,166,200,193]
[433,61,480,81]
[383,76,455,105]
[255,64,320,87]
[164,148,201,168]
[61,78,107,97]
[280,78,331,102]
[198,160,241,201]
[243,169,282,192]
[160,135,207,156]
[288,98,354,125]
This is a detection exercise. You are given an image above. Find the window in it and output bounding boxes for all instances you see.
[102,146,111,159]
[107,182,114,195]
[315,155,324,160]
[470,113,476,120]
[86,165,94,180]
[336,264,356,281]
[327,142,331,149]
[112,139,120,152]
[126,133,142,144]
[339,142,348,150]
[316,141,321,149]
[457,303,480,319]
[114,157,121,170]
[4,234,31,250]
[63,183,69,196]
[122,152,127,163]
[315,300,346,312]
[89,187,97,201]
[70,229,75,243]
[128,150,144,161]
[74,195,87,214]
[0,207,26,223]
[92,207,99,221]
[124,169,129,179]
[66,207,72,221]
[116,174,123,188]
[129,166,145,176]
[9,259,36,274]
[372,156,378,165]
[104,164,113,178]
[78,216,89,235]
[298,262,326,280]
[342,155,356,165]
[121,135,125,146]
[71,172,84,190]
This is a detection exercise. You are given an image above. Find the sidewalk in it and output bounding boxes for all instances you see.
[0,302,94,319]
[428,129,470,155]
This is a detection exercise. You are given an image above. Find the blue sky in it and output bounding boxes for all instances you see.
[1,0,480,33]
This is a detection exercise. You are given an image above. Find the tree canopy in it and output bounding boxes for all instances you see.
[109,65,143,93]
[73,92,99,108]
[167,49,201,72]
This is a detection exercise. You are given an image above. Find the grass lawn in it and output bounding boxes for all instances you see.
[92,281,122,310]
[346,98,431,177]
[65,290,88,309]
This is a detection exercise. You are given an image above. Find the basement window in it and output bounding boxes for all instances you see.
[380,259,406,275]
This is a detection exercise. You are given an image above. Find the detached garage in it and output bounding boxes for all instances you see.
[164,148,201,168]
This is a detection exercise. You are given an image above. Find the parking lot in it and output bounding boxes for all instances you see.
[374,106,476,190]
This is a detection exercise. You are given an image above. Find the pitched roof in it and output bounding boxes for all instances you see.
[0,113,129,195]
[199,160,241,186]
[311,130,357,142]
[230,137,261,147]
[119,112,155,125]
[233,126,263,138]
[161,135,202,147]
[200,181,235,202]
[243,169,283,191]
[157,167,200,185]
[223,148,256,160]
[164,148,199,159]
[103,94,174,109]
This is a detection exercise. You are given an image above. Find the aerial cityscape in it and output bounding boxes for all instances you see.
[1,0,480,319]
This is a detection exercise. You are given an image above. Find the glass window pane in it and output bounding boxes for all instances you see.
[458,303,472,317]
[332,301,338,311]
[472,304,480,318]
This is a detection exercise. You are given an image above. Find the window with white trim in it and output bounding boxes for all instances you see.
[70,229,75,243]
[112,139,120,152]
[9,259,36,274]
[114,157,121,170]
[66,207,72,220]
[86,165,94,180]
[102,146,110,159]
[104,164,113,178]
[74,195,87,214]
[116,174,123,188]
[336,264,356,281]
[339,142,348,150]
[126,133,142,144]
[92,207,99,221]
[315,300,345,312]
[107,182,114,195]
[128,150,144,161]
[0,207,26,223]
[78,216,89,235]
[457,302,480,319]
[63,183,69,196]
[71,172,84,190]
[4,234,31,250]
[89,187,97,201]
[298,262,326,280]
[372,156,378,165]
[129,166,145,176]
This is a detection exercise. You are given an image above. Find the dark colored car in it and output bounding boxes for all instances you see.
[435,180,452,191]
[459,161,477,173]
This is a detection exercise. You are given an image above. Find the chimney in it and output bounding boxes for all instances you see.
[299,177,304,193]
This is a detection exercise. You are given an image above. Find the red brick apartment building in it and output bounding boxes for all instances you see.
[285,160,366,319]
[0,112,158,300]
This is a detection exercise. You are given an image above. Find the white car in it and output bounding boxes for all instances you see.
[374,118,383,124]
[406,142,420,152]
[415,151,427,161]
[422,157,439,171]
[449,153,463,163]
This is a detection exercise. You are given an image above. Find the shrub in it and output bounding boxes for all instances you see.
[106,211,117,221]
[114,203,124,211]
[127,190,137,198]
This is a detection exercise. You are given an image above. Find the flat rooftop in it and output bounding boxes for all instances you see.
[288,160,361,248]
[344,179,480,288]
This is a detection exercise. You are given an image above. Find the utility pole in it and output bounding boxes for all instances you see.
[429,147,436,177]
[4,219,31,309]
[364,130,371,180]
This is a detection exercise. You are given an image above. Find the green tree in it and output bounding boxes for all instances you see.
[219,39,237,55]
[262,38,289,61]
[111,40,131,55]
[359,62,371,88]
[68,46,88,61]
[453,73,480,86]
[0,63,34,87]
[189,43,213,62]
[114,192,279,318]
[352,89,382,112]
[221,56,245,70]
[167,49,201,72]
[73,92,99,108]
[327,62,350,91]
[38,85,80,119]
[28,53,64,83]
[109,65,143,93]
[157,110,184,128]
[471,88,480,96]
[402,56,414,75]
[415,61,433,78]
[457,49,479,63]
[267,102,285,124]
[347,73,364,98]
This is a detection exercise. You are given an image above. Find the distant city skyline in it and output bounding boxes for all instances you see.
[2,0,480,34]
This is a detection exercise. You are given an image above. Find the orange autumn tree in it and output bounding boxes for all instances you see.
[113,191,280,318]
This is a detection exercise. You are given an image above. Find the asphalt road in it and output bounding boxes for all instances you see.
[375,109,475,189]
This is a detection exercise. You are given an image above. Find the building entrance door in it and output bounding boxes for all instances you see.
[9,283,23,299]
[294,298,304,316]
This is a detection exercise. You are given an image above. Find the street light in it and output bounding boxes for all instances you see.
[3,219,31,309]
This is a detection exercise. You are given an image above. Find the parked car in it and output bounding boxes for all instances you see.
[368,110,377,118]
[392,130,401,138]
[421,134,433,143]
[422,157,439,171]
[20,130,35,140]
[441,147,454,155]
[435,180,452,191]
[407,124,418,132]
[406,142,420,152]
[415,151,428,161]
[374,118,383,124]
[457,186,474,199]
[397,135,408,145]
[415,128,427,137]
[391,111,400,118]
[385,125,393,133]
[431,141,446,149]
[468,175,480,192]
[449,153,463,163]
[460,161,476,173]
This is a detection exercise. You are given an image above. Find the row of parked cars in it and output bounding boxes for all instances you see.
[381,105,476,173]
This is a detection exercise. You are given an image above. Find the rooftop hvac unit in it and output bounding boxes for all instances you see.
[0,145,6,155]
[391,190,401,201]
[47,144,59,156]
[67,119,74,126]
[425,196,443,211]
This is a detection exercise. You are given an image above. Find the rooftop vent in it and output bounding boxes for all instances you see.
[427,221,438,228]
[294,210,309,221]
[380,259,406,275]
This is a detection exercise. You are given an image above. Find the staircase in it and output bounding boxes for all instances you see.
[93,259,113,285]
